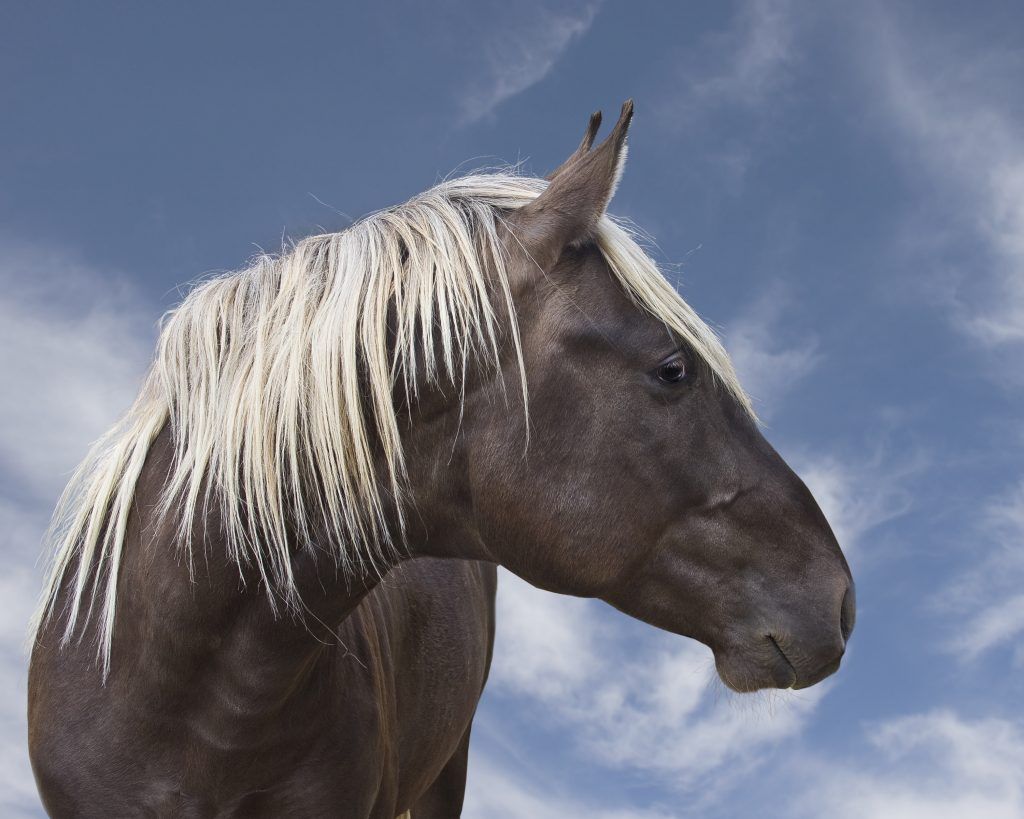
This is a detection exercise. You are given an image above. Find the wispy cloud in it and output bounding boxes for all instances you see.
[473,707,1024,818]
[725,289,821,418]
[788,710,1024,819]
[790,446,916,568]
[457,0,600,126]
[954,595,1024,666]
[680,0,797,112]
[0,241,154,817]
[488,567,600,701]
[861,7,1024,345]
[0,503,53,818]
[0,244,153,502]
[657,0,799,185]
[465,752,675,819]
[484,571,827,804]
[944,481,1024,664]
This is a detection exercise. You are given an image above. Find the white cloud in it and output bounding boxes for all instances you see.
[789,710,1024,819]
[682,0,797,111]
[0,242,154,502]
[953,595,1024,663]
[861,8,1024,344]
[791,449,914,568]
[944,482,1024,662]
[0,501,51,818]
[486,572,826,799]
[490,568,600,701]
[0,241,155,817]
[457,1,600,125]
[725,290,820,418]
[465,752,675,819]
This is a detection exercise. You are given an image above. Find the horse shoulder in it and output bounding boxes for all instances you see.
[331,558,496,814]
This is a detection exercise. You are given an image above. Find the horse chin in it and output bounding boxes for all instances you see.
[712,640,799,693]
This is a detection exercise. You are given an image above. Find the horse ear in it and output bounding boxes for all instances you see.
[544,110,602,181]
[509,100,633,274]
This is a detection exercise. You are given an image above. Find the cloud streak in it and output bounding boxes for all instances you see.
[725,289,821,418]
[944,481,1024,663]
[681,0,797,112]
[790,446,916,569]
[457,0,600,125]
[655,0,800,186]
[861,7,1024,345]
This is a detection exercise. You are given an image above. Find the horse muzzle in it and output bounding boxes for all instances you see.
[714,582,855,692]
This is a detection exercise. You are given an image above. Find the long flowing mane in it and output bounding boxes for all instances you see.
[33,172,752,675]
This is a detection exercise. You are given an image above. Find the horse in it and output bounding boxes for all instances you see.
[28,101,855,817]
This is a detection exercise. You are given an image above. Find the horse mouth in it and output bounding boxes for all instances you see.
[713,637,799,692]
[767,636,797,689]
[710,611,849,692]
[767,634,846,691]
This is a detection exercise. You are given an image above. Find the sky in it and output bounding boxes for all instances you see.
[2,1,1023,816]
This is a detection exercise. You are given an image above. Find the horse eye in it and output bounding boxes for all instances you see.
[657,358,687,384]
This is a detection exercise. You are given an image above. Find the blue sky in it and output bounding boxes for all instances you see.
[2,1,1023,816]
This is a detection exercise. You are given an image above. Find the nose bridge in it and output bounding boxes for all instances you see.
[717,406,854,583]
[747,433,852,580]
[779,474,855,629]
[790,472,853,582]
[734,427,855,627]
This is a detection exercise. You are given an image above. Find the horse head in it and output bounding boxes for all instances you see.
[449,102,854,692]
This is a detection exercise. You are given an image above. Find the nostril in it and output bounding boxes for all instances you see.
[840,583,857,643]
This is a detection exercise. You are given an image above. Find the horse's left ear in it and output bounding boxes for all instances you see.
[509,100,633,274]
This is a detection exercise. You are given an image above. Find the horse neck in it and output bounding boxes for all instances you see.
[108,428,384,715]
[107,394,490,713]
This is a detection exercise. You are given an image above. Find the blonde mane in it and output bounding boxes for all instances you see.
[33,172,751,676]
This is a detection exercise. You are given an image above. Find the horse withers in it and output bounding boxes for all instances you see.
[29,101,854,817]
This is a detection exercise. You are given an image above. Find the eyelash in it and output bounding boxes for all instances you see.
[655,354,688,384]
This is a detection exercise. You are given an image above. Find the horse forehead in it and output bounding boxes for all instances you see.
[528,246,668,347]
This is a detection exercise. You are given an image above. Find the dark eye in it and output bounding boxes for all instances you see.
[656,357,687,384]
